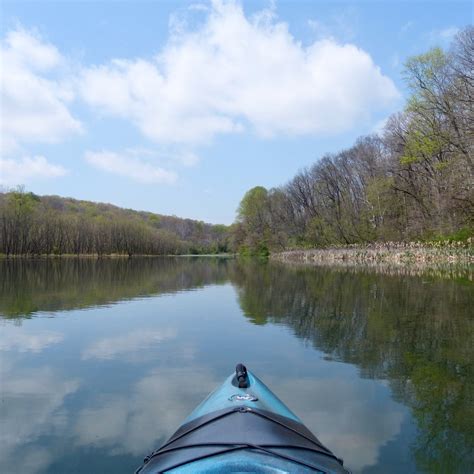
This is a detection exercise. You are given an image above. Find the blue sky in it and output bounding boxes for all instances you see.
[1,0,472,224]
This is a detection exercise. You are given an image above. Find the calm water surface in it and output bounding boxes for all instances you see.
[0,258,472,473]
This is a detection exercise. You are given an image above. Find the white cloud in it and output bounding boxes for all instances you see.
[177,150,199,166]
[1,5,399,182]
[80,0,399,145]
[309,6,358,42]
[308,19,333,39]
[428,26,459,45]
[125,147,199,167]
[0,155,68,185]
[438,27,459,40]
[371,117,389,135]
[0,28,82,153]
[82,328,177,360]
[84,150,177,184]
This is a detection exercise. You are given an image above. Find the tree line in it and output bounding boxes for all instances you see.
[0,191,229,256]
[233,27,473,255]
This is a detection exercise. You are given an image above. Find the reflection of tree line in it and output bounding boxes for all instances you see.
[231,261,473,473]
[1,258,472,471]
[0,258,232,318]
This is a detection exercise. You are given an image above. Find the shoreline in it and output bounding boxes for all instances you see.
[0,253,235,259]
[271,242,474,266]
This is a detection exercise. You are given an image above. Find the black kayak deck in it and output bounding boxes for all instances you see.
[137,406,348,473]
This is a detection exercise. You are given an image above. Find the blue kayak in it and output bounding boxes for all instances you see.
[136,364,348,473]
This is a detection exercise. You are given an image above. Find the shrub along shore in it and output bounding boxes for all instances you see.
[271,241,474,266]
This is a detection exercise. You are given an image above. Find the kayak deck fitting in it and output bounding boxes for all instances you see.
[136,364,348,473]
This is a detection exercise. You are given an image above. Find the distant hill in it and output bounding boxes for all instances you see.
[0,191,230,256]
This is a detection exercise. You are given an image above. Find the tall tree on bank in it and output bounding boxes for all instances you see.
[234,186,271,255]
[233,26,473,253]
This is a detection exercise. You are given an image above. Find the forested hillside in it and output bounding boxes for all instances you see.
[0,191,229,256]
[233,27,473,254]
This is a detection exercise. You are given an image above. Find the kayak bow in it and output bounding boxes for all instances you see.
[136,364,348,473]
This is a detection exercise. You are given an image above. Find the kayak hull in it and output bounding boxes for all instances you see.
[182,372,300,424]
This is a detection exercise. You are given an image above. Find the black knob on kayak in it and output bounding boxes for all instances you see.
[236,363,248,388]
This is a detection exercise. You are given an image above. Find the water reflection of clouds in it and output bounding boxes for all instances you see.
[268,376,406,472]
[0,361,79,474]
[0,327,63,352]
[74,367,218,456]
[81,328,178,361]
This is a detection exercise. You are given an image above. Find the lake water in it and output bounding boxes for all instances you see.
[0,257,472,473]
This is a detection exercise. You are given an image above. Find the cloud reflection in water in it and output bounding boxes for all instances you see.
[81,328,178,361]
[0,361,79,474]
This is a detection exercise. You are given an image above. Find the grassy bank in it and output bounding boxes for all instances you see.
[271,241,474,266]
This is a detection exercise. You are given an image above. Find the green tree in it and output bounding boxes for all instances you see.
[237,186,270,255]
